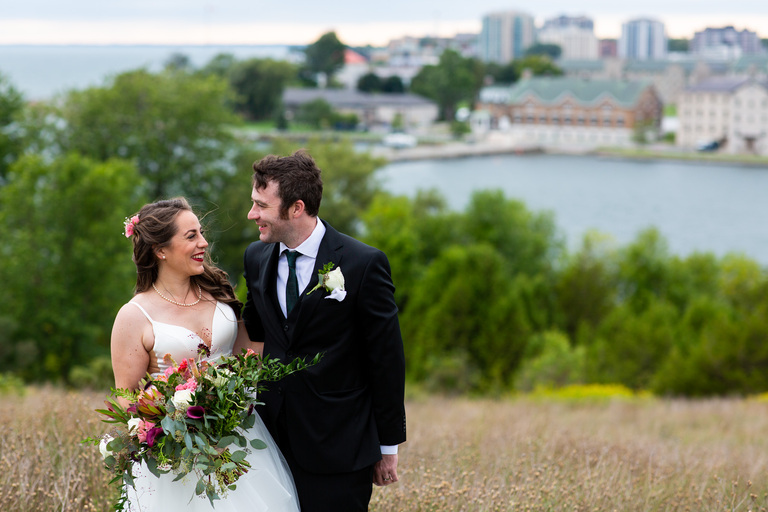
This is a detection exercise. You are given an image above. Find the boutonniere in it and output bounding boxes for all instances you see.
[307,262,347,302]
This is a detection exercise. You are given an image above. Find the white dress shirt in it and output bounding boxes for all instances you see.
[276,220,326,317]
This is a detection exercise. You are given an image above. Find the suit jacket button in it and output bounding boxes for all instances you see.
[283,324,289,331]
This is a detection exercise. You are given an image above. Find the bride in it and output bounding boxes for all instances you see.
[110,197,300,511]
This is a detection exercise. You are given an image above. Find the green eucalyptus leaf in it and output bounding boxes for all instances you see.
[250,438,268,450]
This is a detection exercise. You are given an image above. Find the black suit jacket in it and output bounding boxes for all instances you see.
[242,220,406,474]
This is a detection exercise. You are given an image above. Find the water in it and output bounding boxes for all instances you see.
[0,44,297,100]
[377,153,768,264]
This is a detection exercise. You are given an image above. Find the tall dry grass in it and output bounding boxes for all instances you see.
[2,387,768,511]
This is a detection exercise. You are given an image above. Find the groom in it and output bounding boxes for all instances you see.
[242,149,407,511]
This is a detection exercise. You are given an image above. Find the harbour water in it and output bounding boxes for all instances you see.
[377,153,768,264]
[0,44,295,100]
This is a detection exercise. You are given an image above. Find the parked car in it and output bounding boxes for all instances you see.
[383,132,417,149]
[696,140,719,152]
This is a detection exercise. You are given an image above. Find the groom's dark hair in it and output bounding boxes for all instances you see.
[252,149,323,219]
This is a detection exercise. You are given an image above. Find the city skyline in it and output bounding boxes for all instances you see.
[1,0,766,47]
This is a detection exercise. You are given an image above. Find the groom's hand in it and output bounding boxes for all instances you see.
[373,454,399,486]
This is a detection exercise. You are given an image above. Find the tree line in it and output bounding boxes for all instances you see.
[1,50,763,397]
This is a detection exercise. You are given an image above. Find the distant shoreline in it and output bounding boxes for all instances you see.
[251,130,768,166]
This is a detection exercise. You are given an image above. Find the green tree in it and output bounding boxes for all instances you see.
[515,330,585,391]
[484,61,518,84]
[554,231,619,341]
[460,189,563,278]
[304,31,346,86]
[164,52,192,72]
[360,190,460,308]
[199,52,238,78]
[55,69,239,204]
[0,72,25,183]
[410,49,484,121]
[229,58,298,120]
[294,98,335,129]
[525,43,562,60]
[584,300,680,389]
[513,55,563,78]
[0,153,146,382]
[381,75,405,93]
[402,244,532,392]
[668,38,690,52]
[357,72,383,92]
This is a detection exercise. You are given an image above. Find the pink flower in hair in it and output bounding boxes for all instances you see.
[124,215,140,238]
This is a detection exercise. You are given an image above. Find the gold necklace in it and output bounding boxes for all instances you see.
[152,282,202,307]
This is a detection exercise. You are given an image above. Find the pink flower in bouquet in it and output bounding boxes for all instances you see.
[175,377,198,392]
[245,348,257,358]
[136,420,156,443]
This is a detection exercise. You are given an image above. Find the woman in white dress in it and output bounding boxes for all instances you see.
[110,197,300,511]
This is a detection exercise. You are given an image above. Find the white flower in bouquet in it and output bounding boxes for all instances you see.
[212,368,234,388]
[127,417,141,435]
[172,389,194,411]
[99,435,114,459]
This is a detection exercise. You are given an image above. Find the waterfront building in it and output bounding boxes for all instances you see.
[281,88,438,133]
[677,76,768,155]
[472,77,662,150]
[558,56,768,105]
[479,10,536,64]
[691,26,765,59]
[619,18,667,61]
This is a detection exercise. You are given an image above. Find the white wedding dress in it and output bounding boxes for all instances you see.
[125,301,300,512]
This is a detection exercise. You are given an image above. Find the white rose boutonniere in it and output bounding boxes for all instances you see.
[307,262,347,302]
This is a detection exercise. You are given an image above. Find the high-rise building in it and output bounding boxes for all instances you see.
[479,10,536,64]
[691,26,765,59]
[619,18,667,61]
[538,15,598,60]
[541,15,593,31]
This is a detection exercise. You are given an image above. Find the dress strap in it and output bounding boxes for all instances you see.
[129,301,155,324]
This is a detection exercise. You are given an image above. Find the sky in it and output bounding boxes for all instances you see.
[1,0,767,46]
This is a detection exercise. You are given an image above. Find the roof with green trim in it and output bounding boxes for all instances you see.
[479,77,655,107]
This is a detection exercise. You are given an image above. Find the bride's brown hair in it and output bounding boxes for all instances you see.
[129,198,242,319]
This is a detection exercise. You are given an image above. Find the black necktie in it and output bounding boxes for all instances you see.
[285,250,299,315]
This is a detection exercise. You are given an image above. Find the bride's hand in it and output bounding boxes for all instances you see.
[373,454,399,486]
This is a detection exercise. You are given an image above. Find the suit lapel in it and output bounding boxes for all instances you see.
[290,222,344,344]
[259,243,290,345]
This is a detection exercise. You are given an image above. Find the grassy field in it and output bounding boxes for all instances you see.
[2,387,768,511]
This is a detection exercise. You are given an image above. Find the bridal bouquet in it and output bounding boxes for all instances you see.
[85,346,319,510]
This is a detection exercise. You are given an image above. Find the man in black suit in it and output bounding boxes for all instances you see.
[242,150,406,511]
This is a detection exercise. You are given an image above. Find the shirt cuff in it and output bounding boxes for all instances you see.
[380,444,398,455]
